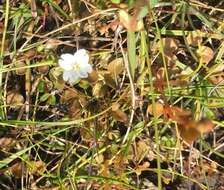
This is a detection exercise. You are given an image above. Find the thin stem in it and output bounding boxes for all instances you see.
[120,42,136,145]
[0,0,9,120]
[144,28,162,188]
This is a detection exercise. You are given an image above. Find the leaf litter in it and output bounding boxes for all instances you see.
[0,0,224,189]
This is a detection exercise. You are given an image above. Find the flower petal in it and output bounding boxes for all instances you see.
[63,70,79,84]
[73,49,89,65]
[60,53,74,61]
[80,62,93,74]
[78,70,88,78]
[59,53,75,70]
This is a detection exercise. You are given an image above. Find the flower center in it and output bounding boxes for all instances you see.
[72,62,81,71]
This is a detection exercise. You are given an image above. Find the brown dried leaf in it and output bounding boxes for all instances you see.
[111,103,128,123]
[197,46,214,64]
[118,10,143,31]
[0,137,16,149]
[0,22,3,33]
[92,82,108,98]
[24,49,36,59]
[69,99,82,119]
[80,127,93,141]
[100,160,111,190]
[164,105,192,125]
[44,39,62,50]
[107,58,124,79]
[98,20,119,36]
[164,54,178,67]
[166,106,215,143]
[95,154,104,165]
[107,130,120,140]
[207,64,224,84]
[162,38,179,57]
[7,91,24,106]
[27,20,35,33]
[37,65,49,75]
[15,61,27,75]
[147,102,164,118]
[114,153,126,176]
[178,122,200,144]
[186,31,203,46]
[208,74,224,85]
[104,73,116,88]
[87,70,98,83]
[118,10,131,30]
[156,67,165,80]
[135,161,150,176]
[129,18,144,31]
[169,79,189,87]
[7,162,25,178]
[196,118,214,134]
[136,140,150,162]
[154,67,166,92]
[179,119,214,144]
[79,96,88,108]
[29,160,46,175]
[60,89,79,104]
[162,106,199,143]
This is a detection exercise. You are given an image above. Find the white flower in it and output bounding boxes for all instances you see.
[58,49,93,84]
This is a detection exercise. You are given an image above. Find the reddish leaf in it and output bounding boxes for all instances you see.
[164,105,215,144]
[147,102,164,118]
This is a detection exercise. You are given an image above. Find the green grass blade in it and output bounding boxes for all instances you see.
[127,30,136,79]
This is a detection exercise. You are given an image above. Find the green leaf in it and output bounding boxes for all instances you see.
[111,0,120,4]
[149,0,158,8]
[40,93,51,102]
[38,81,45,93]
[48,95,56,105]
[79,80,90,89]
[204,107,215,119]
[0,147,31,169]
[137,6,148,20]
